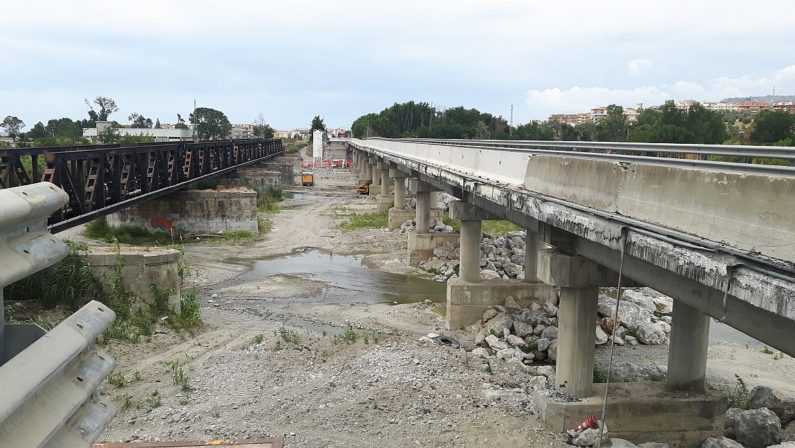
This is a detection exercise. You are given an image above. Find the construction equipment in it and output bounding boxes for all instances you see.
[301,171,315,187]
[356,180,371,195]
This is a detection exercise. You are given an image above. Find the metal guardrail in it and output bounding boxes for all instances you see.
[378,138,795,176]
[0,182,116,447]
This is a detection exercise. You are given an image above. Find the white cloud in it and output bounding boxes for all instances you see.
[627,59,653,77]
[525,65,795,119]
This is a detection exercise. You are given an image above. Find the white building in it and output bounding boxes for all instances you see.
[83,122,193,142]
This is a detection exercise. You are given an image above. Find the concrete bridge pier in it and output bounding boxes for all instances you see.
[368,158,382,197]
[667,300,710,392]
[387,168,413,229]
[406,179,459,265]
[446,201,555,329]
[376,162,393,210]
[367,156,377,185]
[536,249,610,397]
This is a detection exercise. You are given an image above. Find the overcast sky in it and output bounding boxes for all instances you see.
[2,0,795,131]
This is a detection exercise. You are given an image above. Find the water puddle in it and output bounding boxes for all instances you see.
[284,191,322,201]
[239,249,446,305]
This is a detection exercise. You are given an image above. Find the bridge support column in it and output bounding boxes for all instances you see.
[376,163,392,210]
[366,156,376,183]
[387,169,412,229]
[667,300,710,392]
[524,230,540,282]
[405,179,458,265]
[537,249,615,398]
[369,159,382,197]
[445,201,557,329]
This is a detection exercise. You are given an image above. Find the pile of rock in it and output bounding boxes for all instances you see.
[596,288,673,346]
[468,289,675,367]
[469,300,561,366]
[418,231,528,282]
[712,386,795,448]
[398,218,455,235]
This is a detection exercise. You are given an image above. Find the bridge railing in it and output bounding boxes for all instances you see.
[380,138,795,171]
[0,139,284,231]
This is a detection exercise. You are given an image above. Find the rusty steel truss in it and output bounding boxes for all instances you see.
[0,139,283,232]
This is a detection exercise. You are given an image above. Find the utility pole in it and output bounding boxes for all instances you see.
[509,104,514,139]
[193,99,198,143]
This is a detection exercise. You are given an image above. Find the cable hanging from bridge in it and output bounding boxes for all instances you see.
[597,226,628,446]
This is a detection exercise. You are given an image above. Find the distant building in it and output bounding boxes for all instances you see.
[549,113,591,126]
[231,124,254,139]
[590,107,608,123]
[83,122,193,142]
[702,102,737,111]
[676,99,700,110]
[735,101,770,111]
[773,102,795,114]
[623,107,640,124]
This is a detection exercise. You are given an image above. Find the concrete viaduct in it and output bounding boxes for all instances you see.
[348,137,795,444]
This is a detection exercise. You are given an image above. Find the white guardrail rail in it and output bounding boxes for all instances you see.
[0,182,117,447]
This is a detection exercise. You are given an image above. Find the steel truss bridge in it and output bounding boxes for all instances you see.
[0,138,284,232]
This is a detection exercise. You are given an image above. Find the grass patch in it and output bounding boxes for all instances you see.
[258,218,272,234]
[253,334,264,344]
[333,325,383,345]
[145,391,162,408]
[85,218,176,245]
[482,220,522,236]
[257,184,284,213]
[107,372,127,388]
[336,209,388,230]
[4,240,104,310]
[442,214,461,232]
[169,360,192,391]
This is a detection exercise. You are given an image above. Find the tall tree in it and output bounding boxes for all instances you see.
[190,107,231,140]
[154,118,162,129]
[174,114,188,130]
[1,116,25,139]
[253,113,274,139]
[128,113,153,128]
[750,110,795,145]
[28,122,48,139]
[310,115,326,133]
[84,96,119,121]
[597,105,628,142]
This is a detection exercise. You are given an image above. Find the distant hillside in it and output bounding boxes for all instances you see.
[721,95,795,104]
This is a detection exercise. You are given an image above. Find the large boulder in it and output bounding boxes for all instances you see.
[725,407,782,448]
[485,334,509,351]
[749,386,795,425]
[700,437,743,448]
[637,322,668,345]
[597,296,653,330]
[595,326,609,345]
[513,320,534,338]
[486,313,513,335]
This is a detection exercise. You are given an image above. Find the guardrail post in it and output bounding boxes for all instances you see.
[0,182,118,447]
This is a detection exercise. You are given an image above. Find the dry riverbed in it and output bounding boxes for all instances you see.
[95,170,795,447]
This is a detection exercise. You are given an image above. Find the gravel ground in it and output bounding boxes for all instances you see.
[95,167,795,447]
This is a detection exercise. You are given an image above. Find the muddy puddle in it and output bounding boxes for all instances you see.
[235,248,445,305]
[283,191,322,201]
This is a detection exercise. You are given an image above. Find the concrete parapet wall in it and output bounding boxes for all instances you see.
[107,189,257,234]
[446,278,558,329]
[524,154,795,264]
[85,248,181,312]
